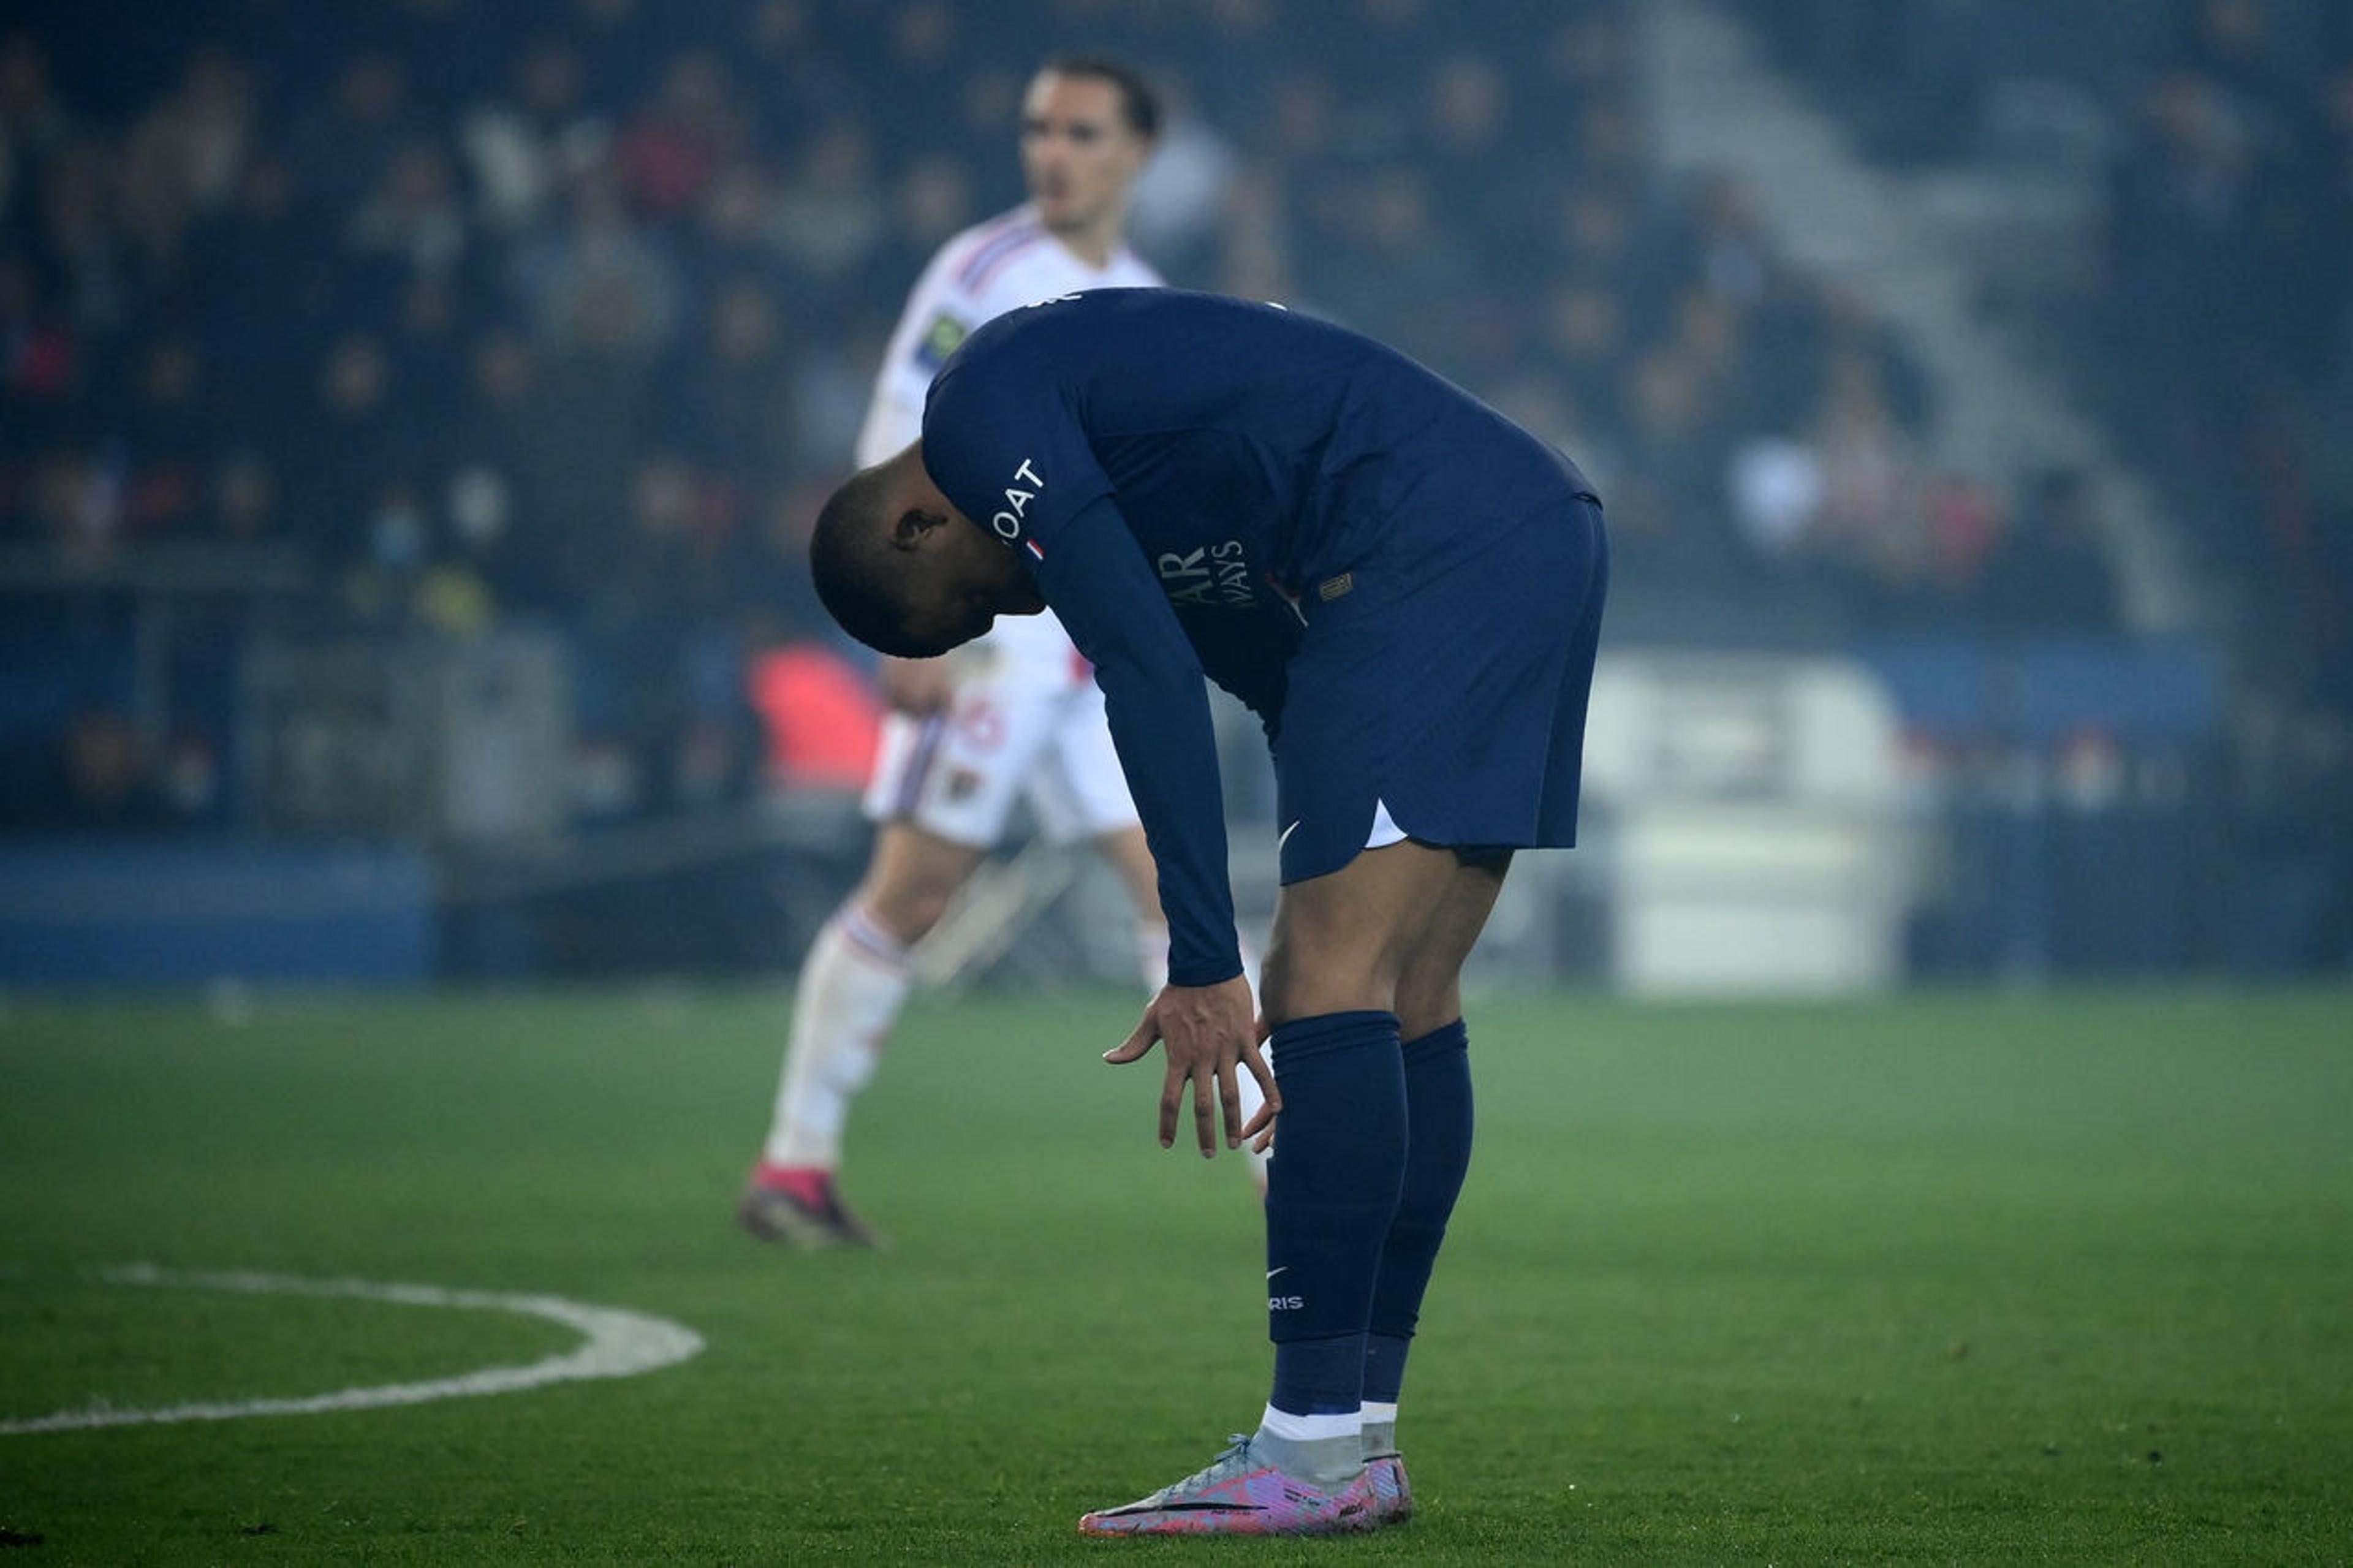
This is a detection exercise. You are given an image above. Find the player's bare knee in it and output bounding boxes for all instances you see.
[1258,933,1400,1029]
[857,874,959,945]
[1393,968,1464,1041]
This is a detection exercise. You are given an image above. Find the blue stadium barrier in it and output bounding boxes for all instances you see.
[2011,638,2221,746]
[0,839,434,988]
[1858,635,2226,977]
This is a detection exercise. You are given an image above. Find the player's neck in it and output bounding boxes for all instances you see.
[1047,212,1124,272]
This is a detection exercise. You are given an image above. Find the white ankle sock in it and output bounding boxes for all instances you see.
[763,905,911,1169]
[1255,1404,1365,1487]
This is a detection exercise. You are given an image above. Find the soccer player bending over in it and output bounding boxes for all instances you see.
[808,289,1608,1535]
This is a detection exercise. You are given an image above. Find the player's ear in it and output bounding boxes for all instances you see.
[887,507,950,551]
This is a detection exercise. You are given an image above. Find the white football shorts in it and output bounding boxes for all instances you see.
[863,610,1141,848]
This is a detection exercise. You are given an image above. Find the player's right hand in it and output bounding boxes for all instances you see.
[1103,975,1277,1158]
[877,655,956,715]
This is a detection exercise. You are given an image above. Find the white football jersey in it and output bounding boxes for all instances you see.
[854,203,1162,467]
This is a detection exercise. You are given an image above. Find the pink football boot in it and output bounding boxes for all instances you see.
[1366,1450,1414,1525]
[1078,1436,1381,1537]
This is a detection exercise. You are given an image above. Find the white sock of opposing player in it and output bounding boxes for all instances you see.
[762,904,912,1170]
[1231,935,1271,1189]
[1135,918,1170,994]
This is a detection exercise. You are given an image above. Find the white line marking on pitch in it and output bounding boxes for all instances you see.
[0,1263,705,1436]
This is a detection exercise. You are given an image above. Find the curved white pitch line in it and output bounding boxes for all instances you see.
[0,1264,704,1436]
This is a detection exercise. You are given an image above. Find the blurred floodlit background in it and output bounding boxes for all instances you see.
[1,0,2347,994]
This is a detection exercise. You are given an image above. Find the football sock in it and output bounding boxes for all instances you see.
[1134,918,1170,994]
[760,904,911,1170]
[1256,1010,1407,1486]
[1363,1332,1412,1411]
[1362,1018,1474,1420]
[1360,1399,1400,1460]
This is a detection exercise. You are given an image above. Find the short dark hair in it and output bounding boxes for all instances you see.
[1037,55,1161,141]
[809,466,936,659]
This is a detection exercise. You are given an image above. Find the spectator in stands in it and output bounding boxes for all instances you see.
[184,154,330,391]
[688,160,789,294]
[1607,346,1735,588]
[515,163,683,356]
[296,53,417,216]
[2107,72,2267,413]
[461,37,605,237]
[280,330,414,560]
[667,277,797,483]
[0,256,79,437]
[2178,0,2298,126]
[1538,276,1631,437]
[1981,468,2121,635]
[28,708,172,832]
[1,0,2340,879]
[113,335,210,537]
[36,142,130,335]
[347,140,470,282]
[1806,344,1925,616]
[768,123,887,292]
[117,47,252,265]
[616,50,741,218]
[208,449,278,543]
[0,34,73,195]
[882,152,977,276]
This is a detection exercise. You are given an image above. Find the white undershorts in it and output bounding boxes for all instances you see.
[863,610,1140,849]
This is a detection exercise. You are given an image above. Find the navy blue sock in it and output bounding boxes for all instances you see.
[1362,1018,1474,1406]
[1362,1331,1412,1408]
[1264,1010,1406,1417]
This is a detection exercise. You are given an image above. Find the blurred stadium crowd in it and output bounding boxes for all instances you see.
[1737,0,2353,713]
[0,0,2346,970]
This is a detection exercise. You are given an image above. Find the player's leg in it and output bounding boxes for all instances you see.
[1360,851,1510,1510]
[1031,675,1169,988]
[1088,501,1604,1532]
[1094,825,1169,987]
[764,819,986,1172]
[1251,837,1469,1468]
[744,668,1049,1247]
[741,819,984,1246]
[1081,838,1464,1537]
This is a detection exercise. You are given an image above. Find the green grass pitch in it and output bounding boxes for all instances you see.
[2,987,2349,1564]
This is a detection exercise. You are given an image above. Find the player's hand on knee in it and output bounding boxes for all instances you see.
[877,655,955,715]
[1102,975,1274,1157]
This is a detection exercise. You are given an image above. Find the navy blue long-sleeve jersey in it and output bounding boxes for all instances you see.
[920,289,1597,988]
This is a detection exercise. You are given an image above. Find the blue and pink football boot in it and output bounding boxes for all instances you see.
[1078,1434,1413,1537]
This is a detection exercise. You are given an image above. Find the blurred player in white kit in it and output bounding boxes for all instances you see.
[740,57,1265,1246]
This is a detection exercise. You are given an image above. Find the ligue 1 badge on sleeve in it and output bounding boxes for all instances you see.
[917,311,969,369]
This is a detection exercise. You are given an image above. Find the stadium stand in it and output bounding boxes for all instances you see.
[1,0,2343,977]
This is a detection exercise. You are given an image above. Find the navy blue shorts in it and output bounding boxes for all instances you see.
[1270,495,1608,885]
